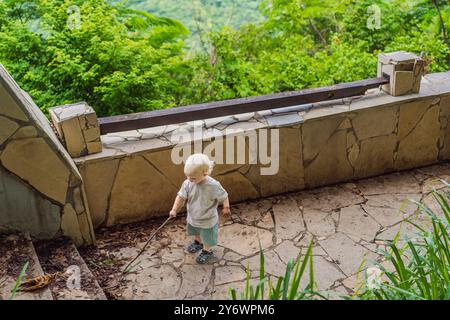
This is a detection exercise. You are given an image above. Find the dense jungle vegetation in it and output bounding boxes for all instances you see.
[0,0,449,116]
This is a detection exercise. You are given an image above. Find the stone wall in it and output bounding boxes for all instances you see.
[0,65,95,246]
[74,71,450,228]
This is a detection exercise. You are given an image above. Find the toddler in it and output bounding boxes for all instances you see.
[169,153,230,264]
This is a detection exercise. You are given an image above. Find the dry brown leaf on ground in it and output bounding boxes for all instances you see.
[17,272,61,292]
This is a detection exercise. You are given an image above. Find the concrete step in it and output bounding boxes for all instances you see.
[0,232,53,300]
[34,237,107,300]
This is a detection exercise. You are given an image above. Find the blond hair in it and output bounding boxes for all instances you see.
[184,153,214,175]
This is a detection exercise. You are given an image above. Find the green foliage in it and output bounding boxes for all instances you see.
[0,0,189,116]
[0,0,449,116]
[179,0,449,105]
[118,0,265,51]
[229,183,450,300]
[229,239,321,300]
[9,261,29,300]
[357,184,450,300]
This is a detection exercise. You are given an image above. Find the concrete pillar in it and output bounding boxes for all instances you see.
[49,102,102,157]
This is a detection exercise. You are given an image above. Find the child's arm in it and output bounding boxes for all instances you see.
[169,195,185,218]
[221,197,231,216]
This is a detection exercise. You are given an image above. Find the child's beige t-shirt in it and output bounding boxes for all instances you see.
[177,176,228,229]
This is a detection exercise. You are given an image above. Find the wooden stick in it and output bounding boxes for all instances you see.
[122,216,173,274]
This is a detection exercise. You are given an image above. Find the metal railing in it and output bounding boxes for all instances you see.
[98,77,389,135]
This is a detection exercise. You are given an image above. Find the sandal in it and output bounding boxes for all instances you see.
[186,240,203,253]
[196,250,216,264]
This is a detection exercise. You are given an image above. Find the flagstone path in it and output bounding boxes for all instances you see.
[82,162,450,300]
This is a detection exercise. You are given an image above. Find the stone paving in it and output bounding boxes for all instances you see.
[95,162,450,300]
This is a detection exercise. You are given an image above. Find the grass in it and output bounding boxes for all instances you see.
[357,181,450,300]
[122,260,141,274]
[9,261,29,300]
[228,240,325,300]
[229,181,450,300]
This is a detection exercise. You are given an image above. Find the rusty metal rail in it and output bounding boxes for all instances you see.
[98,77,388,134]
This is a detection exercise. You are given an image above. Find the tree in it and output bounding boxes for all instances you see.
[180,0,450,105]
[0,0,449,116]
[0,0,189,116]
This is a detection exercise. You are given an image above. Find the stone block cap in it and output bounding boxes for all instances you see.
[378,51,421,65]
[49,101,95,121]
[378,51,424,97]
[48,101,102,158]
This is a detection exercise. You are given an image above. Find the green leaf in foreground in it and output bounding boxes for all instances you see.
[9,261,29,300]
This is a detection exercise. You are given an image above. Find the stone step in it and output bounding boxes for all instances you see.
[33,237,107,300]
[0,232,53,300]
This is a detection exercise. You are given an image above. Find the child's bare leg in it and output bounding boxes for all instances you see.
[195,235,202,243]
[204,244,211,252]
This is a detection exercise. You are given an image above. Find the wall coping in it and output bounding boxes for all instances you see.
[73,71,450,165]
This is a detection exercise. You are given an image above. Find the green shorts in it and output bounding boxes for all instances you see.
[187,223,219,247]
